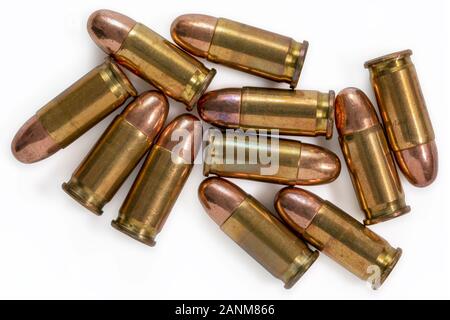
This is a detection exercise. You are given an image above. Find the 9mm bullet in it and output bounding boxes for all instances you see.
[275,187,402,289]
[335,88,410,225]
[11,58,137,164]
[63,92,168,215]
[198,88,335,138]
[112,114,202,246]
[171,14,308,88]
[88,10,216,110]
[199,177,319,289]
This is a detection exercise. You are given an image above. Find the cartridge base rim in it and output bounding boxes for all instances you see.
[111,220,156,247]
[290,41,309,89]
[364,49,413,69]
[186,68,217,111]
[363,205,411,226]
[375,248,402,290]
[62,182,104,216]
[326,90,336,140]
[284,250,319,289]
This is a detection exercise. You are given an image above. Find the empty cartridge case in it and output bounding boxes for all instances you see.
[112,114,201,246]
[204,130,340,186]
[11,58,137,163]
[365,50,438,187]
[275,187,402,289]
[199,177,319,288]
[335,88,410,225]
[198,87,335,138]
[88,10,216,110]
[62,92,168,215]
[171,14,308,88]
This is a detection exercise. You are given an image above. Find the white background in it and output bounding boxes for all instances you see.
[0,0,449,299]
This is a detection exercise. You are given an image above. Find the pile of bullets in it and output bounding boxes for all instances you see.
[11,10,438,290]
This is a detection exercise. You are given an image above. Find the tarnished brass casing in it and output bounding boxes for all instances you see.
[115,23,216,110]
[199,87,335,138]
[223,195,319,289]
[112,115,200,246]
[275,188,402,289]
[204,131,340,186]
[62,92,168,215]
[208,19,307,88]
[37,58,136,148]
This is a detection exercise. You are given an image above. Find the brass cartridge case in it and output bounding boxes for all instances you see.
[112,114,201,246]
[62,92,168,215]
[88,10,216,110]
[171,15,308,88]
[198,87,335,138]
[336,88,410,225]
[276,187,402,289]
[365,50,438,187]
[11,58,137,164]
[37,59,136,149]
[199,177,319,289]
[203,131,340,186]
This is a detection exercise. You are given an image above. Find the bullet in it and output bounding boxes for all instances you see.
[88,10,216,110]
[112,114,201,246]
[275,187,402,289]
[62,92,168,215]
[171,14,308,88]
[11,58,136,164]
[365,50,438,187]
[335,88,410,225]
[199,177,319,289]
[204,130,340,186]
[198,87,335,138]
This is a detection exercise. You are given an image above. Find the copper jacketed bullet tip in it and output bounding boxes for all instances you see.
[197,89,241,128]
[171,14,217,58]
[275,187,322,232]
[87,9,136,54]
[395,141,438,187]
[11,116,60,164]
[198,177,246,226]
[335,87,379,135]
[123,91,169,139]
[298,143,341,185]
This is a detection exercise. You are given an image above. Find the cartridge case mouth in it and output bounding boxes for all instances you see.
[111,219,156,247]
[375,248,402,290]
[202,132,215,177]
[106,58,138,98]
[325,90,335,139]
[290,40,309,89]
[62,180,105,216]
[363,205,411,226]
[364,49,412,69]
[284,250,319,289]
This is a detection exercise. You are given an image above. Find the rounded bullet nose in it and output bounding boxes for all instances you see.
[198,177,246,226]
[11,115,60,164]
[87,9,136,54]
[124,91,169,139]
[275,187,324,232]
[335,87,379,135]
[297,144,341,185]
[396,141,438,187]
[170,14,218,58]
[156,114,202,163]
[198,89,241,128]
